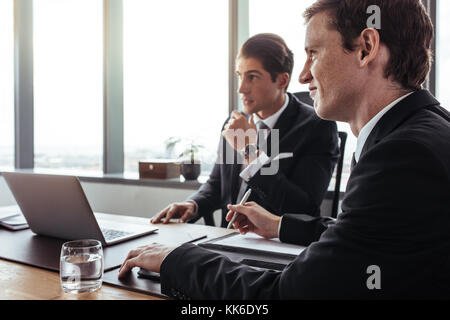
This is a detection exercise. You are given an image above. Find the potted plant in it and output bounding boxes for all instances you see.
[178,142,204,181]
[165,137,204,181]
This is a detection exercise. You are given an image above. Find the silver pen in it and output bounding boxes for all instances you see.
[227,189,252,229]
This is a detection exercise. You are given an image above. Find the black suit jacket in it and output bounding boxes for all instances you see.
[161,90,450,299]
[188,93,339,227]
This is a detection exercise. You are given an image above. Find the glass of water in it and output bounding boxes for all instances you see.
[60,239,104,294]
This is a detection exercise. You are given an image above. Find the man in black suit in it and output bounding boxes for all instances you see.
[151,33,339,227]
[119,0,450,299]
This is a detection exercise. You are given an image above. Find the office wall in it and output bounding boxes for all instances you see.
[0,176,219,225]
[81,182,334,222]
[80,182,203,222]
[0,176,334,227]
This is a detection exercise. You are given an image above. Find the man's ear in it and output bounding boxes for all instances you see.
[358,28,380,67]
[277,72,290,91]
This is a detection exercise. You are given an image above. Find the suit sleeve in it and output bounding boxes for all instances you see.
[279,214,335,246]
[187,158,222,221]
[185,117,231,221]
[160,139,450,299]
[247,120,339,215]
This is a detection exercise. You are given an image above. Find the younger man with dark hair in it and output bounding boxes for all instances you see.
[152,33,339,227]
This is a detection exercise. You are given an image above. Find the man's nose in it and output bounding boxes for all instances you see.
[238,80,249,94]
[299,63,313,85]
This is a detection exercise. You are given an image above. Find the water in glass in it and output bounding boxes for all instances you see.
[60,240,104,294]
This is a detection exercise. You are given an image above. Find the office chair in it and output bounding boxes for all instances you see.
[293,91,347,218]
[332,131,347,218]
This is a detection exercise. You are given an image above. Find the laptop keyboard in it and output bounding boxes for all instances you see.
[101,228,133,241]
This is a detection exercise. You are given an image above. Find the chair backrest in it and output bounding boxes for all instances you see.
[293,91,346,218]
[332,131,347,218]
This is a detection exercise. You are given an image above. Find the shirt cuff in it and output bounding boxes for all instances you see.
[186,200,199,219]
[239,152,271,182]
[278,215,283,239]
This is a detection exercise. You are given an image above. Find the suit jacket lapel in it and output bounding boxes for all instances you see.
[266,93,300,156]
[360,90,440,157]
[230,94,301,201]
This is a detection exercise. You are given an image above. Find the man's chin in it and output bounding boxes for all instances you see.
[315,104,343,122]
[243,104,257,115]
[314,103,331,120]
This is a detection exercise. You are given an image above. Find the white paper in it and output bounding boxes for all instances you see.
[213,232,305,257]
[0,205,23,220]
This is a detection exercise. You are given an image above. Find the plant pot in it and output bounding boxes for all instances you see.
[181,162,201,181]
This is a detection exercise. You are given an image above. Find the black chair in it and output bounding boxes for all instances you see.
[293,92,346,218]
[332,131,347,218]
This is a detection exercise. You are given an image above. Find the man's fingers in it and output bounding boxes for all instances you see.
[180,209,193,223]
[249,114,256,128]
[118,256,140,278]
[124,248,141,261]
[163,205,179,224]
[225,210,235,222]
[119,248,142,274]
[238,225,250,235]
[151,207,170,224]
[227,204,253,217]
[231,111,242,119]
[233,214,248,229]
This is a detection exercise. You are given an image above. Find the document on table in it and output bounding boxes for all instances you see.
[0,205,29,230]
[200,232,306,259]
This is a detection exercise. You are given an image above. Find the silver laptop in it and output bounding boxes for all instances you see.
[2,172,158,246]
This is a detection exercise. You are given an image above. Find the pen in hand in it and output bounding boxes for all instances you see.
[227,189,252,229]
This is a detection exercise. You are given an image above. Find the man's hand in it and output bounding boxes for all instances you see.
[118,243,176,278]
[226,202,281,239]
[151,201,196,224]
[222,112,257,151]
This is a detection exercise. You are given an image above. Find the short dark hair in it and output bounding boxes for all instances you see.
[303,0,434,90]
[238,33,294,90]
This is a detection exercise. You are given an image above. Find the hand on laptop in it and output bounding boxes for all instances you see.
[118,243,176,278]
[151,201,197,224]
[226,202,281,239]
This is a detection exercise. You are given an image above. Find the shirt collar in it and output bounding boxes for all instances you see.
[253,93,289,130]
[355,92,414,162]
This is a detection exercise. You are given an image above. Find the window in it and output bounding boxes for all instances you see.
[33,0,103,171]
[249,0,356,190]
[0,0,14,169]
[437,0,450,110]
[249,0,315,93]
[123,0,229,174]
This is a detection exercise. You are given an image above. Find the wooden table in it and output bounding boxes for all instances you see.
[0,214,235,300]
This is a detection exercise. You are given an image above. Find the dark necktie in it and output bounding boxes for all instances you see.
[236,121,270,203]
[256,121,270,149]
[351,152,357,171]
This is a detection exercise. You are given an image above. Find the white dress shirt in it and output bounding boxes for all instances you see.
[277,92,414,238]
[354,92,414,162]
[240,93,290,181]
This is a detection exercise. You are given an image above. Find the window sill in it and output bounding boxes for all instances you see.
[0,168,205,190]
[0,167,342,198]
